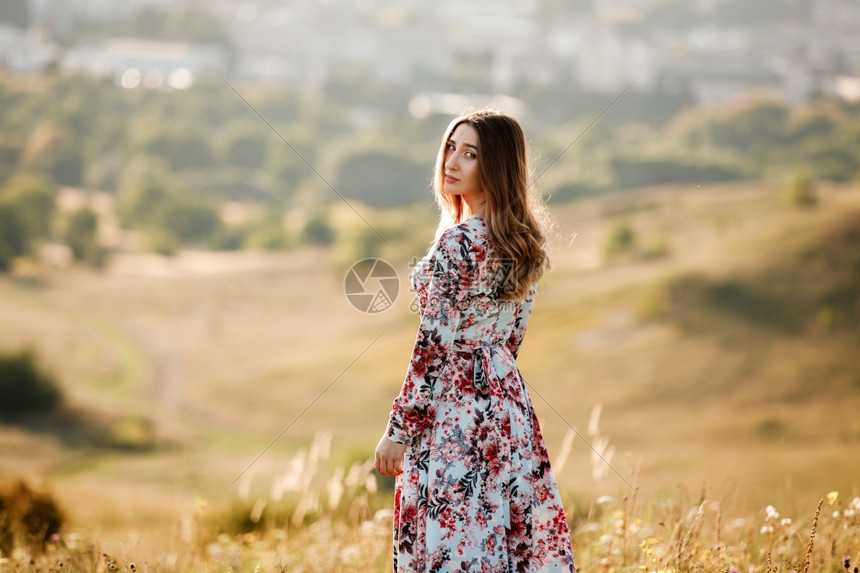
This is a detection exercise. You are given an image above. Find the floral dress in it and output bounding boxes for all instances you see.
[386,217,576,572]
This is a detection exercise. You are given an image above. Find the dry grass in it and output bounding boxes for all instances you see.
[2,440,858,571]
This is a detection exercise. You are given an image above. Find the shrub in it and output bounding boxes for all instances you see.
[131,126,215,171]
[0,348,63,416]
[0,173,60,270]
[222,126,269,170]
[792,135,860,182]
[19,122,85,187]
[116,171,173,229]
[0,202,29,271]
[333,222,386,270]
[146,228,179,256]
[63,207,104,266]
[302,209,335,246]
[0,480,65,555]
[786,171,817,208]
[0,173,59,240]
[604,219,636,260]
[242,208,291,250]
[108,415,159,452]
[333,150,429,207]
[160,199,224,245]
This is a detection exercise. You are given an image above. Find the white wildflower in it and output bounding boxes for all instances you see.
[764,505,780,520]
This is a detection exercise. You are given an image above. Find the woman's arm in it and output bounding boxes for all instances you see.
[385,226,472,445]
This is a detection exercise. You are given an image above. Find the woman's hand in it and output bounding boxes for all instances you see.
[375,434,409,477]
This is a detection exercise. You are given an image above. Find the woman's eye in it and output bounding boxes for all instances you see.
[464,151,476,159]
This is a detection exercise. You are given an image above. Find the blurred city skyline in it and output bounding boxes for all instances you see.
[1,0,859,107]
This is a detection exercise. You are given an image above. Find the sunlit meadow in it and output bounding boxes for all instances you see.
[3,178,860,570]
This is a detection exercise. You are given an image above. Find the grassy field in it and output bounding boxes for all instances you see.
[1,181,859,570]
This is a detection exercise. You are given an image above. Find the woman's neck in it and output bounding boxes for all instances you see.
[461,194,487,219]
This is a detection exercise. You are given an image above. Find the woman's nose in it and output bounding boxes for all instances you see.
[445,152,457,171]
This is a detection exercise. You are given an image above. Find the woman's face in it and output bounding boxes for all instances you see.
[443,123,483,198]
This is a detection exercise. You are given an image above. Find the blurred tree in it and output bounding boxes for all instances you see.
[254,88,303,126]
[177,167,281,202]
[324,63,410,112]
[793,134,860,182]
[0,173,59,240]
[524,86,620,127]
[709,99,789,151]
[159,199,223,245]
[604,219,636,260]
[116,169,173,229]
[63,207,102,265]
[785,107,839,143]
[44,76,104,143]
[0,202,29,271]
[85,152,127,192]
[243,207,290,250]
[131,126,216,171]
[222,126,269,170]
[334,150,428,207]
[301,208,335,246]
[265,125,315,192]
[267,148,307,192]
[19,122,84,186]
[607,88,696,125]
[0,134,23,184]
[0,0,29,29]
[209,226,247,251]
[0,348,62,415]
[147,228,178,256]
[333,220,387,270]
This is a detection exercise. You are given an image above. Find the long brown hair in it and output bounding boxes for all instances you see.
[433,109,552,301]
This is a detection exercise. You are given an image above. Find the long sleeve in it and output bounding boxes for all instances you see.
[505,287,535,360]
[386,228,473,444]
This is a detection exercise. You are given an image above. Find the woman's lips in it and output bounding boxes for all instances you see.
[445,175,459,184]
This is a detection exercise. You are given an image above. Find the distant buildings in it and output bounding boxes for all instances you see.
[0,23,59,72]
[4,0,858,103]
[63,38,229,89]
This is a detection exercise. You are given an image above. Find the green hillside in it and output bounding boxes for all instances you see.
[525,183,860,505]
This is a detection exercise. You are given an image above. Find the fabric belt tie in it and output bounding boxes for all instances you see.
[469,343,514,391]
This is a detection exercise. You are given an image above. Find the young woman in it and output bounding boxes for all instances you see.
[375,109,576,572]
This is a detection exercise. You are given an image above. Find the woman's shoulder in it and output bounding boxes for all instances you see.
[435,218,486,255]
[438,217,486,242]
[437,217,486,246]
